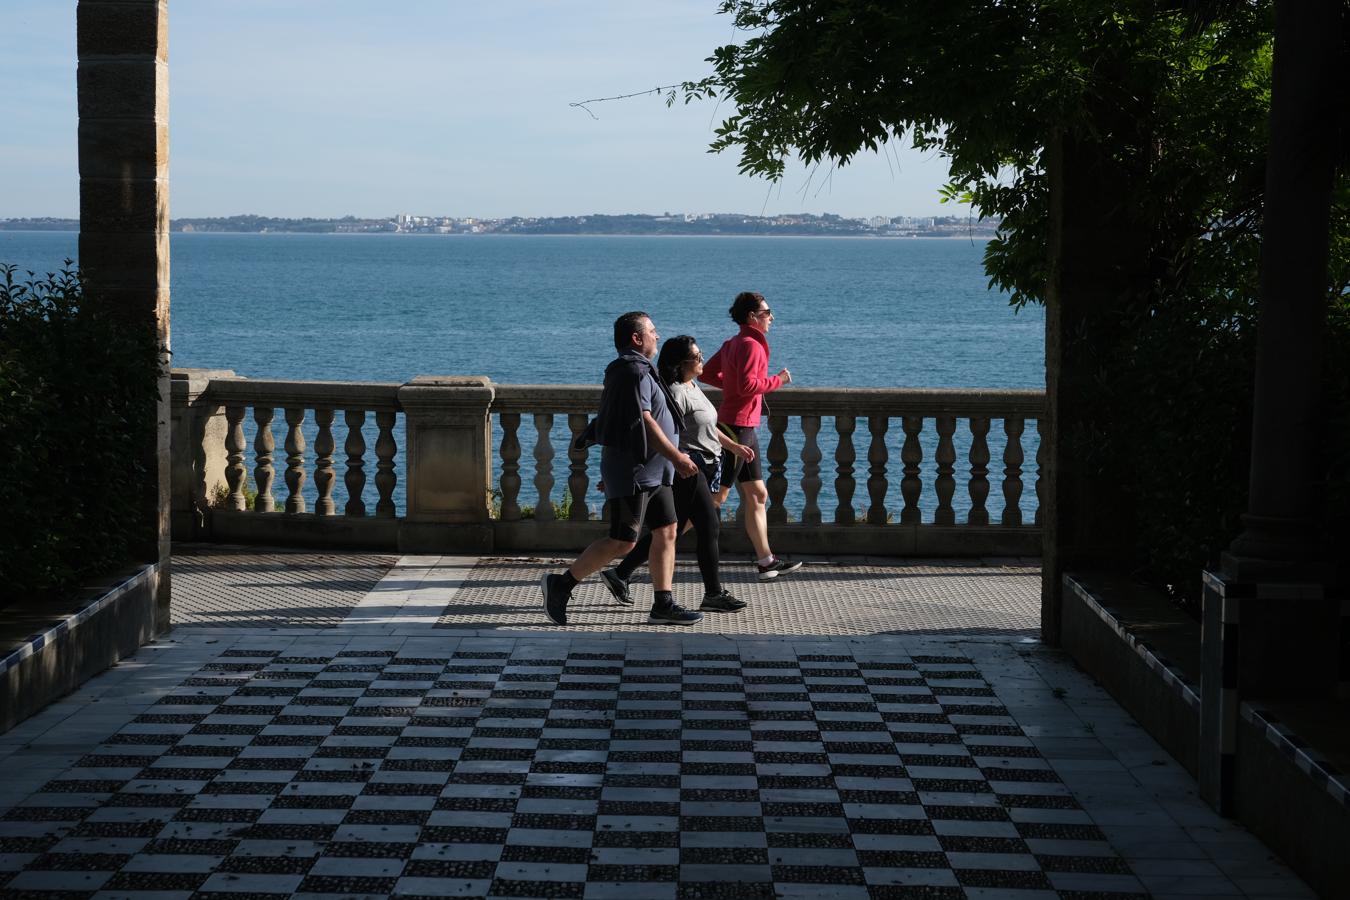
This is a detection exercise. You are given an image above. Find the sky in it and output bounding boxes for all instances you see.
[0,1,958,220]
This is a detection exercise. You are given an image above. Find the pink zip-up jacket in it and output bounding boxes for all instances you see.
[698,324,783,427]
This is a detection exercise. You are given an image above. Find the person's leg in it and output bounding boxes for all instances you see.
[739,478,773,560]
[643,486,702,625]
[543,493,644,625]
[612,532,651,580]
[599,530,649,606]
[569,536,636,582]
[648,522,678,592]
[737,475,804,581]
[683,476,722,597]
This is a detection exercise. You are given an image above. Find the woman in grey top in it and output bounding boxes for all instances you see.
[600,335,755,612]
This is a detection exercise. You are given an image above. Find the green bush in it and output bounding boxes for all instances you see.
[0,263,165,602]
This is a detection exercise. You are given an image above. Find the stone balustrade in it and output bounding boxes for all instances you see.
[173,369,1044,556]
[171,370,405,548]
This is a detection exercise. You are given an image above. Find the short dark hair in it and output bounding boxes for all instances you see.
[614,311,650,351]
[656,335,697,385]
[729,291,766,324]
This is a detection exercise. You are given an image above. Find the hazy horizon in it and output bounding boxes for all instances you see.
[2,1,960,221]
[2,209,978,222]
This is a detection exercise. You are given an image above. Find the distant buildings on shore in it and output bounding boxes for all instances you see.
[1,211,1002,238]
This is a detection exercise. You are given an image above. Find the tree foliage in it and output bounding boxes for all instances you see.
[682,0,1350,609]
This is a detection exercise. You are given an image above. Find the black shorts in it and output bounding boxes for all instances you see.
[719,424,763,486]
[607,484,677,542]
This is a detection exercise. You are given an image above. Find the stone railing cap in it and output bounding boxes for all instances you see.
[406,375,494,388]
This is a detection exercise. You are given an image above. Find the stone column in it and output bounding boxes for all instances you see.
[1198,0,1345,814]
[398,376,496,552]
[1224,0,1341,577]
[77,0,172,632]
[1040,127,1150,644]
[169,369,237,542]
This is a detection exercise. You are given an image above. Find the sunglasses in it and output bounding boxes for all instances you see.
[752,307,773,317]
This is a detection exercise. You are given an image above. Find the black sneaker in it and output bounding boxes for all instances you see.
[756,558,804,581]
[540,573,570,626]
[700,591,747,612]
[648,602,703,626]
[599,568,634,606]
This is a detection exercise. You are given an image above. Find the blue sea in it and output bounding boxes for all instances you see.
[2,231,1045,520]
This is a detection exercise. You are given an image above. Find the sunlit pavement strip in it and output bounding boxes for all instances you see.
[0,556,1314,899]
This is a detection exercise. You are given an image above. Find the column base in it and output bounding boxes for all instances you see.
[1199,568,1344,814]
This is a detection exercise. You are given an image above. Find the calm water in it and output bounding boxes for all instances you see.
[2,231,1044,520]
[2,231,1043,387]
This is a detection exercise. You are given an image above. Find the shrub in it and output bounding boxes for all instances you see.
[0,263,165,602]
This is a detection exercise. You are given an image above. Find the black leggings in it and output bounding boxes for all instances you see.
[615,470,721,596]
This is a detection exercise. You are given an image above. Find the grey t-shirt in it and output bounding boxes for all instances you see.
[599,354,677,498]
[670,381,721,459]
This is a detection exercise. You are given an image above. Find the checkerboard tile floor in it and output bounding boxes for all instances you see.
[0,554,1316,898]
[0,642,1159,899]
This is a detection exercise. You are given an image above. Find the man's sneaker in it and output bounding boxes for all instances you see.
[540,573,570,626]
[648,602,703,626]
[757,558,804,581]
[700,591,747,612]
[599,568,634,606]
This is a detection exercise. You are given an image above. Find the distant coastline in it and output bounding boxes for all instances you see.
[1,212,1000,240]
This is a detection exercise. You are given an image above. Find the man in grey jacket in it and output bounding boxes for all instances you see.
[540,311,702,626]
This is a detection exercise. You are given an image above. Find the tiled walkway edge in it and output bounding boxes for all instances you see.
[1062,572,1348,896]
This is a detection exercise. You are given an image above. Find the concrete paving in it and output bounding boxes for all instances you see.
[0,552,1314,899]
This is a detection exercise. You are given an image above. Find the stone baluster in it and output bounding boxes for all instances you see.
[499,413,522,521]
[533,413,555,521]
[224,405,247,511]
[934,415,957,525]
[253,407,275,513]
[283,407,307,513]
[343,410,366,517]
[1002,417,1025,526]
[567,413,590,521]
[313,408,336,516]
[800,415,823,525]
[1035,418,1046,525]
[866,415,889,524]
[766,415,789,525]
[374,410,397,518]
[900,416,924,524]
[834,415,857,525]
[968,417,991,525]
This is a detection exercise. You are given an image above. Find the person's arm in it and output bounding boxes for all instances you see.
[698,348,724,388]
[732,340,784,396]
[715,427,755,462]
[644,411,698,476]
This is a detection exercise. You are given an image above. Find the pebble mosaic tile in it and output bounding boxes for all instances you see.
[0,642,1157,898]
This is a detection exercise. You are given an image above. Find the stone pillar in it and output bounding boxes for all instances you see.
[169,369,236,543]
[1224,0,1341,577]
[1040,128,1149,644]
[1199,0,1345,814]
[398,376,496,552]
[77,0,172,632]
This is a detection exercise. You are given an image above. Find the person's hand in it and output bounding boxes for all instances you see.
[674,453,698,478]
[732,442,756,463]
[777,367,792,384]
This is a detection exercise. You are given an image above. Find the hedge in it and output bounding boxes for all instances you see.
[0,263,164,603]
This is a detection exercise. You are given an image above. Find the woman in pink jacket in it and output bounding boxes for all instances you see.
[699,291,803,580]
